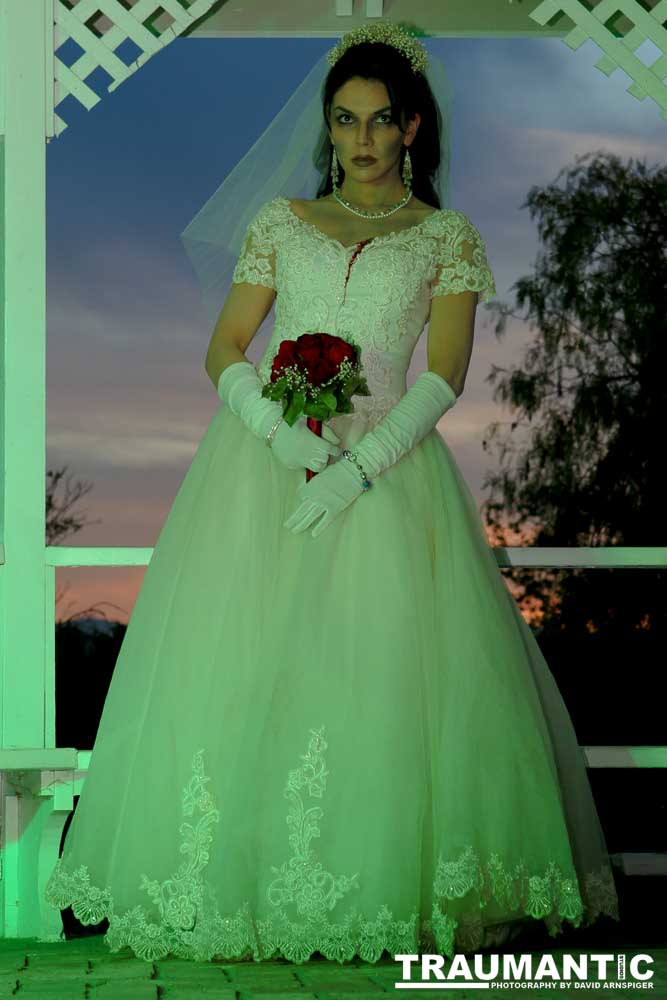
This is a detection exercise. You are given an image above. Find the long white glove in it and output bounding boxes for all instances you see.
[283,370,458,537]
[217,361,342,472]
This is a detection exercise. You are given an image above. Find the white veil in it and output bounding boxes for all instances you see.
[179,37,454,335]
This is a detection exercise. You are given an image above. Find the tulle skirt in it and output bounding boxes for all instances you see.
[44,396,620,963]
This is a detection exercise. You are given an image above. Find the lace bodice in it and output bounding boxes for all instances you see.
[231,196,496,425]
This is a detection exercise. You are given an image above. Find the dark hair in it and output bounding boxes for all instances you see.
[314,41,443,208]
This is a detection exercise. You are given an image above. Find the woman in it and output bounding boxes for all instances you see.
[45,22,620,964]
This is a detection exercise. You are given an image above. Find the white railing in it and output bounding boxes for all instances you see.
[37,543,667,770]
[3,540,666,942]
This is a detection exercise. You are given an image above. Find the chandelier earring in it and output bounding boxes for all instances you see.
[331,146,340,188]
[402,147,412,187]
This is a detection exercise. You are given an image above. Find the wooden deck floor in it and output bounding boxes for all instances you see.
[0,934,665,999]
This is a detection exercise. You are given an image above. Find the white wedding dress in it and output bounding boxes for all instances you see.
[43,195,620,964]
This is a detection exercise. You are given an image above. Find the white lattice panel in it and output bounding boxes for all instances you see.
[49,0,667,139]
[524,0,667,120]
[51,0,219,138]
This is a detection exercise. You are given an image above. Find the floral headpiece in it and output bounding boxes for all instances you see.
[326,20,430,76]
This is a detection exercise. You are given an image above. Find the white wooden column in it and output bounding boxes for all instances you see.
[0,0,49,750]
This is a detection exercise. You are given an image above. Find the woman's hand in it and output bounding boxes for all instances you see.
[283,456,366,537]
[271,418,341,472]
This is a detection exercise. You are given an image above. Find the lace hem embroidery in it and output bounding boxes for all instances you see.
[44,727,619,964]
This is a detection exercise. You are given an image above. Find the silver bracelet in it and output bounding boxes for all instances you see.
[265,417,283,447]
[342,449,372,491]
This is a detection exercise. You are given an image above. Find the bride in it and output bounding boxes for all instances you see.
[44,21,620,965]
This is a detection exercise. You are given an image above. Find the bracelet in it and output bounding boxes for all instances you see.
[265,417,283,447]
[342,449,372,491]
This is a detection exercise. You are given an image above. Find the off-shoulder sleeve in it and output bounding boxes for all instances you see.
[431,211,496,303]
[231,200,277,289]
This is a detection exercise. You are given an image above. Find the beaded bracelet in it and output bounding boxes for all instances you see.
[342,448,372,491]
[265,417,283,447]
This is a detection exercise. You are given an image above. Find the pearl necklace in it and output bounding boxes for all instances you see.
[332,182,413,220]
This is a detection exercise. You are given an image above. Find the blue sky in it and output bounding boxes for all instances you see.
[46,34,665,620]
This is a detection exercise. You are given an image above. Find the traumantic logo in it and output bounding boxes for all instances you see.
[393,952,655,990]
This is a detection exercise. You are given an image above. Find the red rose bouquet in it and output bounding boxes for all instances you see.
[261,333,370,482]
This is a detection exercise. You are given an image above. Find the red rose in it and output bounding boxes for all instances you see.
[270,332,357,389]
[328,341,356,366]
[295,335,322,369]
[317,333,339,350]
[297,333,323,349]
[311,358,338,386]
[271,340,299,380]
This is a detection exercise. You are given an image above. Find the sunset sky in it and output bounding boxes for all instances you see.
[47,32,664,623]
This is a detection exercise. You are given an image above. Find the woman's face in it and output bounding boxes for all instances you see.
[328,76,420,180]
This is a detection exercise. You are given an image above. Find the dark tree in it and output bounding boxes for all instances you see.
[47,464,127,625]
[480,151,666,643]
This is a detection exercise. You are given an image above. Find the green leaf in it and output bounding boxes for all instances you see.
[304,401,331,421]
[319,390,338,411]
[262,377,287,401]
